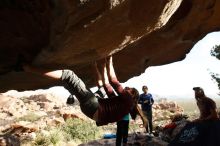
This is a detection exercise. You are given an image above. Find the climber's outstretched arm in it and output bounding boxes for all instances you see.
[102,62,110,86]
[102,61,116,97]
[94,62,103,87]
[106,56,117,80]
[106,56,124,94]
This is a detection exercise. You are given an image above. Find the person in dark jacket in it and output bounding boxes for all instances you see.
[138,85,154,135]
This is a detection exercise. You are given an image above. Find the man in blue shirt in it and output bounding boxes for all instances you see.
[138,85,154,135]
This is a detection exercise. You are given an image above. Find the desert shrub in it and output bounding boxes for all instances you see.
[62,118,102,143]
[17,113,41,122]
[30,128,64,146]
[33,133,50,146]
[129,122,140,132]
[48,128,63,145]
[20,96,30,103]
[24,119,102,145]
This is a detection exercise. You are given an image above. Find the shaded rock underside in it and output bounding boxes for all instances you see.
[0,0,220,92]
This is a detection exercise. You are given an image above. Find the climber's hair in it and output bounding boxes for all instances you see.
[131,88,139,104]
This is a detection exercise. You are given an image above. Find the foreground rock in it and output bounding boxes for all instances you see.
[168,120,220,146]
[80,133,168,146]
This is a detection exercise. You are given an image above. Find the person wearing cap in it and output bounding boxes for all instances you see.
[193,87,219,122]
[138,85,154,136]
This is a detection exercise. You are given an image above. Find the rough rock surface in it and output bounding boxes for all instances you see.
[168,120,220,146]
[79,134,169,146]
[0,0,220,92]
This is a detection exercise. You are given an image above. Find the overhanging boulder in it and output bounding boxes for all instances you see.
[0,0,220,92]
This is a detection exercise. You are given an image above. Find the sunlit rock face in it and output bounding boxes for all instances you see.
[0,0,219,92]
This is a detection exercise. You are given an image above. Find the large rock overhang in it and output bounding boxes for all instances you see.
[0,0,220,92]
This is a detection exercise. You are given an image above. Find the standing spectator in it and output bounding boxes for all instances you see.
[139,85,154,136]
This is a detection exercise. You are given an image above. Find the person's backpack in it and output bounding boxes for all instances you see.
[66,95,75,104]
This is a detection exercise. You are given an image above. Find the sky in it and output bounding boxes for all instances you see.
[123,32,220,98]
[4,32,220,99]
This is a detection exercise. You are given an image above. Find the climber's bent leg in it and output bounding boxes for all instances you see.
[61,70,99,119]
